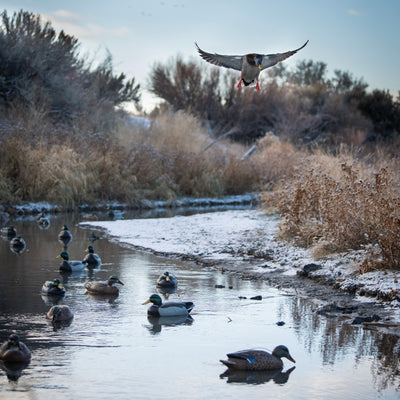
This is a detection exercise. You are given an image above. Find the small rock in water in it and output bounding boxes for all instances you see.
[238,296,247,299]
[250,295,262,301]
[215,284,225,289]
[297,263,321,277]
[276,321,285,326]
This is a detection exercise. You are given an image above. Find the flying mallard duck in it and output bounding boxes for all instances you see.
[196,40,308,90]
[220,345,295,371]
[41,278,66,296]
[58,251,87,272]
[142,294,194,317]
[0,334,31,362]
[85,275,124,295]
[156,271,178,288]
[58,224,72,246]
[82,245,101,267]
[46,305,74,322]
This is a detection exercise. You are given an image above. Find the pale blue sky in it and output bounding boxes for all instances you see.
[3,0,400,111]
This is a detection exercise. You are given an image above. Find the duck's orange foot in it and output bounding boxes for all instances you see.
[256,81,260,91]
[237,79,242,89]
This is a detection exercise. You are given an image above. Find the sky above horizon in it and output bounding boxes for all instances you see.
[2,0,400,112]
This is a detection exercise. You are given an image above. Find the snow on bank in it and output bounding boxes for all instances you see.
[80,209,400,314]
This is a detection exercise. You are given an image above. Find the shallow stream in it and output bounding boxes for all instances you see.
[0,209,399,399]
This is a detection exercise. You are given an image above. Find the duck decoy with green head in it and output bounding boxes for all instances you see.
[142,294,194,317]
[41,279,66,296]
[82,245,101,267]
[58,251,87,272]
[58,225,72,246]
[10,236,26,254]
[220,345,295,371]
[0,334,31,362]
[46,305,74,322]
[3,226,17,240]
[37,212,50,228]
[156,271,178,288]
[196,41,308,91]
[85,275,124,295]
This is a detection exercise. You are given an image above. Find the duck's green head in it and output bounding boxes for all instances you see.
[61,225,69,230]
[86,245,94,253]
[57,251,69,261]
[142,294,162,306]
[51,279,64,289]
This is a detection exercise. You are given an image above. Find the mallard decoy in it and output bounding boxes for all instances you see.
[0,334,31,362]
[10,236,26,254]
[220,345,295,371]
[156,271,178,288]
[142,294,194,317]
[58,224,72,246]
[41,279,66,296]
[46,305,74,322]
[37,212,50,228]
[196,40,308,90]
[107,205,124,220]
[58,251,87,272]
[82,245,101,267]
[85,275,124,295]
[3,226,17,240]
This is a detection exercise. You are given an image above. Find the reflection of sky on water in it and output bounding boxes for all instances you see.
[0,212,399,399]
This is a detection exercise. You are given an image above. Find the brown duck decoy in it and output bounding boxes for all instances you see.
[85,275,124,295]
[196,41,308,90]
[46,305,74,322]
[0,334,31,362]
[220,345,295,370]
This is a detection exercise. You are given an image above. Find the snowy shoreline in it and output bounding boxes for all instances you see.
[80,208,400,324]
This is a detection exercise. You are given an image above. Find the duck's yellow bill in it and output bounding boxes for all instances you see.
[142,299,151,305]
[258,64,262,70]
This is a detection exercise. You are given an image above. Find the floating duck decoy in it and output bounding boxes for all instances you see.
[196,40,308,90]
[85,275,124,295]
[82,245,101,268]
[46,305,74,322]
[220,345,295,371]
[156,271,178,288]
[58,224,72,247]
[37,212,50,228]
[41,279,66,296]
[142,294,194,317]
[3,226,17,240]
[0,334,31,362]
[10,236,26,254]
[107,206,124,220]
[89,232,101,242]
[58,251,87,273]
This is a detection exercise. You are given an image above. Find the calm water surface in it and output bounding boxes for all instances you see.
[0,210,399,400]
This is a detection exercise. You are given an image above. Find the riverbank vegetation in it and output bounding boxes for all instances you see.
[1,9,400,271]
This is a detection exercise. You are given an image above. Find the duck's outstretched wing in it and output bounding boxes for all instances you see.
[260,40,308,70]
[195,42,243,71]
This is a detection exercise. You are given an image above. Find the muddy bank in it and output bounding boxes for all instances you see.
[80,209,400,331]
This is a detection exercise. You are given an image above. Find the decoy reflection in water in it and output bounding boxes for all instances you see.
[156,271,178,288]
[58,224,72,247]
[0,358,30,381]
[82,245,101,268]
[58,251,87,273]
[107,205,124,220]
[220,345,295,371]
[142,294,194,317]
[46,305,74,322]
[9,236,26,254]
[41,279,66,296]
[196,40,308,91]
[0,334,31,363]
[220,366,296,385]
[147,314,193,334]
[85,275,124,295]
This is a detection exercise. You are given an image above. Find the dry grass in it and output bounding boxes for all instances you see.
[262,146,400,271]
